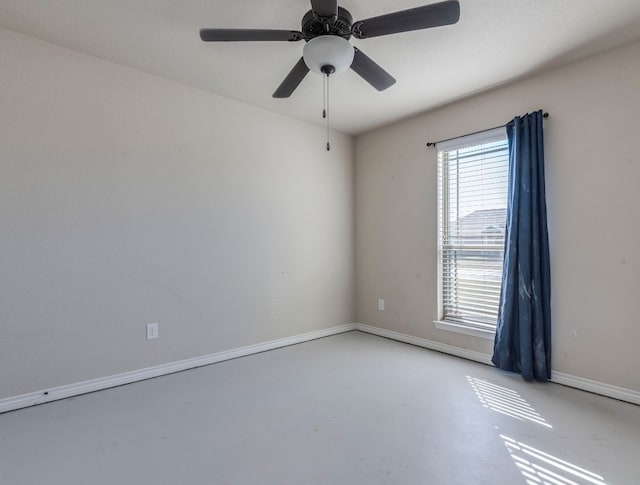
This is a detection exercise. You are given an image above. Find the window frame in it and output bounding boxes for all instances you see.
[434,127,509,339]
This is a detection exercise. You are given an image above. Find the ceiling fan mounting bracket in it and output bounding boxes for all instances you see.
[301,7,353,42]
[289,32,305,42]
[351,22,364,39]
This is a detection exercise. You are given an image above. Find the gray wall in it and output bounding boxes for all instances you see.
[355,40,640,392]
[0,28,355,399]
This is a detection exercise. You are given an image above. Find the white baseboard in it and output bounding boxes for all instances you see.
[354,323,640,406]
[355,323,494,365]
[0,323,356,414]
[3,322,638,413]
[549,371,640,406]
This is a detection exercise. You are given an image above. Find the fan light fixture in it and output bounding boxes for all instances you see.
[303,36,355,75]
[302,36,355,151]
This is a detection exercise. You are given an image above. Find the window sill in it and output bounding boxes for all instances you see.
[433,320,495,340]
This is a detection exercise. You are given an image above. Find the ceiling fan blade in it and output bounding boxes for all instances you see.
[273,58,310,98]
[350,48,396,92]
[352,0,460,39]
[200,29,303,42]
[310,0,338,19]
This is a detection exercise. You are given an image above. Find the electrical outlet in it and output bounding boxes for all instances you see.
[146,322,159,340]
[378,299,385,311]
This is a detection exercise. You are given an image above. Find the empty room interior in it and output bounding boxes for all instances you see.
[1,1,640,484]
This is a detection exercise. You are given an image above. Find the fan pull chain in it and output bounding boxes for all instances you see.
[325,73,331,151]
[322,74,327,120]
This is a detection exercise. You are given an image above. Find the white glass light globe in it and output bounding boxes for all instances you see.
[303,36,355,75]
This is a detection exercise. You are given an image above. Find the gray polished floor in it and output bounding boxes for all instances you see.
[1,331,638,484]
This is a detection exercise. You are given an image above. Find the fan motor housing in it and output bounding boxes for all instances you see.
[301,7,353,41]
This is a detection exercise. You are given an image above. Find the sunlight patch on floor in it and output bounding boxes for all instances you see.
[501,435,607,485]
[467,376,552,428]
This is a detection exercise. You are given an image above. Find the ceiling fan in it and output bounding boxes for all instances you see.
[200,0,460,98]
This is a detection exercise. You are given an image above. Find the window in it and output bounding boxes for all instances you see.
[435,127,509,337]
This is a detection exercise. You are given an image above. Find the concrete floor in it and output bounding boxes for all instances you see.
[1,331,638,484]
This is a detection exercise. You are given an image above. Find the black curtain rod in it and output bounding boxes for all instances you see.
[426,112,549,147]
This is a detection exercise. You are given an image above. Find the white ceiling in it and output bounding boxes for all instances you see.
[2,0,640,135]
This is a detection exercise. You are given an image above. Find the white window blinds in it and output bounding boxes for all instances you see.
[436,127,509,330]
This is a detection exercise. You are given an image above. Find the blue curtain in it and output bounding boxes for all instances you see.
[492,110,551,381]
